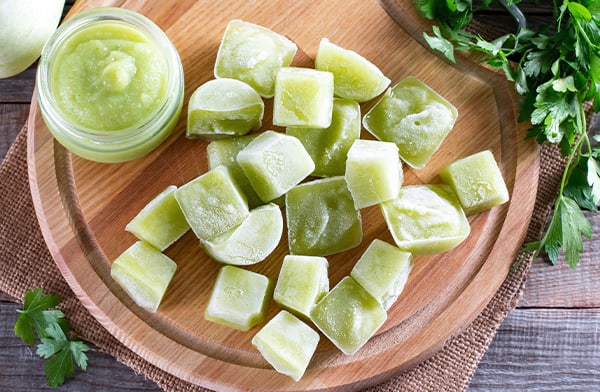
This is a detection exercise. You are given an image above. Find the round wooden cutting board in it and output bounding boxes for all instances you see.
[27,0,539,390]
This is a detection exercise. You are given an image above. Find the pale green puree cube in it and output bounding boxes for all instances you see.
[187,78,264,140]
[125,185,190,251]
[310,276,386,355]
[286,176,362,256]
[214,19,297,98]
[273,67,334,128]
[174,165,249,241]
[380,184,470,255]
[315,38,390,102]
[111,241,177,313]
[287,98,361,177]
[252,310,320,382]
[207,134,263,208]
[201,203,283,265]
[274,255,329,318]
[350,239,413,310]
[205,265,272,331]
[345,139,403,209]
[237,130,314,202]
[363,77,458,169]
[439,150,509,215]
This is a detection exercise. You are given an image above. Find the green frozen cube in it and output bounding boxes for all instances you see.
[237,130,314,202]
[350,239,413,310]
[285,176,362,256]
[214,19,297,98]
[125,185,190,251]
[363,77,458,169]
[201,203,283,265]
[111,241,177,313]
[315,38,390,102]
[286,98,361,177]
[205,265,272,331]
[439,150,509,215]
[273,67,334,128]
[310,276,386,355]
[273,255,329,318]
[345,139,403,209]
[380,184,470,255]
[186,78,264,140]
[174,165,249,241]
[206,134,264,208]
[252,310,320,382]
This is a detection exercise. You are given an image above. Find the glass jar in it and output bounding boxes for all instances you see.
[36,7,184,163]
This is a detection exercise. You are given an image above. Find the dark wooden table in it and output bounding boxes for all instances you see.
[1,2,599,390]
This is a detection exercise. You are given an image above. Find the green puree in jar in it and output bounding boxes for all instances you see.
[50,21,167,131]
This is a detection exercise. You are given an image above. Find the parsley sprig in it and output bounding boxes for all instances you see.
[14,287,89,387]
[413,0,600,268]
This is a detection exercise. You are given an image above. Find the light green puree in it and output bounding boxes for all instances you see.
[50,21,167,132]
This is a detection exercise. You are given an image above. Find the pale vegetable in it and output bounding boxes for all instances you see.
[363,76,458,169]
[0,0,65,78]
[237,130,314,203]
[273,67,334,128]
[252,310,320,382]
[205,265,272,331]
[439,150,510,215]
[273,255,329,319]
[315,38,390,102]
[201,203,283,265]
[350,239,413,310]
[345,139,403,209]
[310,276,386,356]
[110,241,177,312]
[380,184,471,254]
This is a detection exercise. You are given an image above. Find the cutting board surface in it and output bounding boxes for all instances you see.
[28,0,539,390]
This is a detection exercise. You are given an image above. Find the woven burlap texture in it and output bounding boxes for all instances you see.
[0,115,567,392]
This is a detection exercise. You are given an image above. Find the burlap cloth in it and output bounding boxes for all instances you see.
[0,14,592,387]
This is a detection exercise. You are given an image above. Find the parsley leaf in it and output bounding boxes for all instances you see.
[14,288,90,387]
[14,287,62,345]
[37,324,89,388]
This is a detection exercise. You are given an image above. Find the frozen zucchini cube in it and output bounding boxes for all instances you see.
[273,255,329,318]
[380,184,470,255]
[286,176,362,256]
[439,150,509,215]
[310,276,386,355]
[344,139,403,209]
[350,239,413,310]
[252,310,320,382]
[201,203,283,265]
[286,98,361,177]
[363,77,458,169]
[205,265,272,331]
[237,130,314,202]
[111,241,177,312]
[125,185,190,251]
[186,78,264,139]
[273,67,334,128]
[174,165,249,241]
[207,134,264,208]
[315,38,390,102]
[214,19,297,98]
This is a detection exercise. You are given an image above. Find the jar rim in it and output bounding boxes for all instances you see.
[36,7,184,156]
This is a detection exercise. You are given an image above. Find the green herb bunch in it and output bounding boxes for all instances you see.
[413,0,600,268]
[14,288,89,387]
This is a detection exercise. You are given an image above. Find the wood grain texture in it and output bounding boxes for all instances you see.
[470,308,600,391]
[25,0,539,390]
